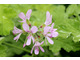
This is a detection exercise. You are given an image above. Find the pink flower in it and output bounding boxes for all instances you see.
[26,35,35,45]
[22,23,29,32]
[49,23,58,38]
[19,9,32,23]
[12,26,23,42]
[23,43,26,48]
[44,11,52,26]
[23,23,38,33]
[31,41,44,55]
[23,23,38,46]
[43,26,54,44]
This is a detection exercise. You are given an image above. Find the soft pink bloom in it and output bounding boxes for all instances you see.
[26,35,35,45]
[26,9,32,20]
[44,11,52,26]
[22,23,29,32]
[23,23,38,45]
[14,33,22,42]
[12,26,23,34]
[23,23,38,33]
[43,26,54,44]
[19,9,32,23]
[49,23,58,38]
[23,43,26,48]
[12,26,23,42]
[31,41,44,55]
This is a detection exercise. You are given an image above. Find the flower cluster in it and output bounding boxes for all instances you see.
[12,9,58,55]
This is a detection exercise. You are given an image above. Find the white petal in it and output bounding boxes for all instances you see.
[46,36,54,44]
[26,36,31,45]
[31,26,38,33]
[34,46,39,55]
[22,23,29,32]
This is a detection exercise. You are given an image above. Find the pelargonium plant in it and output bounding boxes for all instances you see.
[12,9,58,55]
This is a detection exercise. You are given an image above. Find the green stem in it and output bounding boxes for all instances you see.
[19,38,24,43]
[3,42,30,53]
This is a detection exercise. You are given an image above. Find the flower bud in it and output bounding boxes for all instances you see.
[40,25,43,28]
[29,24,31,27]
[38,35,40,38]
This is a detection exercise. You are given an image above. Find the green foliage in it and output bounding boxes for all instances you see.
[0,5,14,36]
[0,37,7,57]
[0,17,14,35]
[2,34,31,57]
[0,45,7,57]
[51,5,80,42]
[49,35,80,53]
[0,4,80,57]
[0,37,5,44]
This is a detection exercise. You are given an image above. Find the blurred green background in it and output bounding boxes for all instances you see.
[0,4,80,57]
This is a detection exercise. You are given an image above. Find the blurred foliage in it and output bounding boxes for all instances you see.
[0,4,80,57]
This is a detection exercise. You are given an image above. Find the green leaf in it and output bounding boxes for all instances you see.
[49,35,80,53]
[66,4,80,17]
[3,34,31,57]
[0,37,5,44]
[0,45,7,57]
[52,5,80,42]
[0,17,14,35]
[0,5,14,36]
[34,4,56,12]
[52,5,67,25]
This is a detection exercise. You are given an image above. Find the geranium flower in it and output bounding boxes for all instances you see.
[18,9,32,23]
[31,41,44,55]
[23,23,38,45]
[44,11,52,26]
[49,23,58,38]
[12,26,23,42]
[43,26,54,44]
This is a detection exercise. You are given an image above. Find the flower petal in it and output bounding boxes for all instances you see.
[31,46,35,54]
[47,33,51,36]
[43,26,51,35]
[22,23,29,32]
[26,36,31,45]
[14,33,22,42]
[51,23,54,29]
[19,12,26,20]
[23,44,26,48]
[46,36,54,44]
[44,11,52,25]
[46,11,50,19]
[12,26,23,34]
[51,32,58,37]
[34,46,39,55]
[39,46,44,52]
[26,9,32,20]
[40,41,44,45]
[31,26,38,33]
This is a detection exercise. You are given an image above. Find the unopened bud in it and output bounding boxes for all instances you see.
[38,35,40,38]
[29,24,31,27]
[40,25,43,28]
